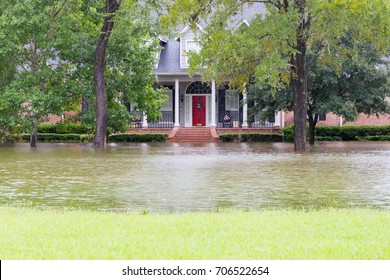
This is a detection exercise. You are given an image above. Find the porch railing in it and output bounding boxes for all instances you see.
[249,121,275,128]
[148,112,174,128]
[217,121,276,128]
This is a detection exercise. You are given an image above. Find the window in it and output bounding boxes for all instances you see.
[185,40,200,67]
[186,81,211,94]
[125,102,138,112]
[318,114,326,121]
[268,113,275,123]
[160,90,173,111]
[225,90,239,111]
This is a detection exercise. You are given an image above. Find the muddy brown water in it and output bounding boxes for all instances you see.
[1,142,389,212]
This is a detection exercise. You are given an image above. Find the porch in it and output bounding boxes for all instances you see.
[127,79,283,130]
[129,112,279,129]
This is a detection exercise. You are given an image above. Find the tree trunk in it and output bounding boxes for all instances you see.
[30,115,38,148]
[92,0,121,148]
[292,49,308,151]
[30,40,38,148]
[307,113,317,145]
[292,0,309,151]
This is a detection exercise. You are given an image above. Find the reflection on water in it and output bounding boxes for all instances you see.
[0,142,389,212]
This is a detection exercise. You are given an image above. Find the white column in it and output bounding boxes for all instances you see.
[242,88,248,128]
[281,111,285,128]
[142,112,148,128]
[174,79,180,127]
[274,111,281,126]
[339,115,343,127]
[210,79,217,127]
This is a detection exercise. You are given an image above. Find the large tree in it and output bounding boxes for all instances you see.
[248,39,390,144]
[56,0,166,148]
[0,0,77,147]
[93,0,121,148]
[162,0,390,151]
[0,0,166,147]
[306,42,390,144]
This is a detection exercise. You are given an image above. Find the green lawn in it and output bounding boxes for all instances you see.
[1,207,389,259]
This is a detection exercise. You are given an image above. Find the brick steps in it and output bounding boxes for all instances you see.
[168,127,216,143]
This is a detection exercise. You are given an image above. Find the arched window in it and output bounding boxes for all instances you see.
[186,81,212,94]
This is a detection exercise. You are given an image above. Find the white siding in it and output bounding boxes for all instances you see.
[180,27,202,68]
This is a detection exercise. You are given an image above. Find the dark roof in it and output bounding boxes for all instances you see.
[154,40,187,74]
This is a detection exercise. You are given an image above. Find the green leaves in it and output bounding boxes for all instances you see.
[0,0,167,138]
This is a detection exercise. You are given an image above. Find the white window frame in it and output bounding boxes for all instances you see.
[184,40,200,67]
[225,90,239,111]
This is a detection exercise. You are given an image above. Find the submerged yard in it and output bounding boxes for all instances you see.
[1,142,390,260]
[1,207,389,259]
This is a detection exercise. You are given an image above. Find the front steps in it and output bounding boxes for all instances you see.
[168,127,217,143]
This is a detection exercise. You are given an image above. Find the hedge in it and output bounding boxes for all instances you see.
[283,125,390,141]
[356,135,390,141]
[38,124,89,134]
[315,136,342,142]
[219,133,284,142]
[315,125,390,141]
[21,133,84,142]
[108,133,167,143]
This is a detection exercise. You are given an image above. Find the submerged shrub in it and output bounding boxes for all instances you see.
[21,133,81,142]
[283,125,390,141]
[219,133,283,142]
[108,134,167,142]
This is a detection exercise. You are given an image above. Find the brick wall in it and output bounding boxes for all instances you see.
[343,113,390,126]
[42,112,79,124]
[283,111,390,127]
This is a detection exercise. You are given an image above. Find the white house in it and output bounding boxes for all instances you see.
[129,3,283,133]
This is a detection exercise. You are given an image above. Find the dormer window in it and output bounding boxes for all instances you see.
[185,40,200,67]
[179,24,203,68]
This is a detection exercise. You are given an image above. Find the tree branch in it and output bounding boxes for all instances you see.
[52,0,68,20]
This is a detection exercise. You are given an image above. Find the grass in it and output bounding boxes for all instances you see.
[0,206,389,260]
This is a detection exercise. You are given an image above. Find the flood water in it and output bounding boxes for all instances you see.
[0,142,389,212]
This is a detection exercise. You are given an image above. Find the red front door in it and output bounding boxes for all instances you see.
[192,96,206,126]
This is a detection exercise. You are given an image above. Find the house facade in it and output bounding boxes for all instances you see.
[131,3,389,135]
[132,3,283,132]
[46,3,389,136]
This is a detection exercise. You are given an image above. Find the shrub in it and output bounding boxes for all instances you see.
[316,126,390,141]
[315,136,342,141]
[21,133,82,142]
[219,133,283,142]
[219,134,239,142]
[241,133,283,142]
[356,135,390,141]
[283,125,390,141]
[108,133,167,143]
[80,134,94,143]
[282,125,294,142]
[38,124,89,134]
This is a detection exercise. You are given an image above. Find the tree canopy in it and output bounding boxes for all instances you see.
[0,0,79,146]
[0,0,166,147]
[162,0,390,150]
[248,38,390,144]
